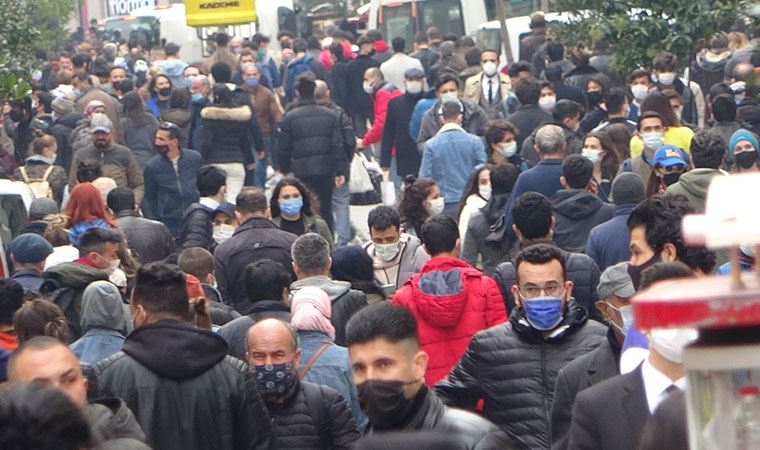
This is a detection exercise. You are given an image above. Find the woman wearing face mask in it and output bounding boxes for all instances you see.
[159,89,191,148]
[13,130,67,206]
[630,91,694,158]
[461,163,519,273]
[580,75,610,133]
[485,119,520,166]
[646,145,689,197]
[456,166,491,248]
[729,129,760,173]
[121,92,160,169]
[63,182,115,245]
[270,177,333,248]
[145,74,173,118]
[581,131,620,200]
[398,176,442,238]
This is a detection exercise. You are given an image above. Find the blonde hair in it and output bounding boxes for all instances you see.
[28,129,57,157]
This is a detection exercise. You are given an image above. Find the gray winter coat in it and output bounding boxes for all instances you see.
[362,233,429,290]
[417,98,489,152]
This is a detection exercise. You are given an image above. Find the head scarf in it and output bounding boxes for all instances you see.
[728,129,760,160]
[290,286,335,340]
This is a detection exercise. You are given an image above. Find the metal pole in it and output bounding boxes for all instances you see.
[494,0,514,65]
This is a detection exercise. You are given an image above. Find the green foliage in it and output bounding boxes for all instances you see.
[35,0,79,50]
[551,0,755,74]
[0,0,39,101]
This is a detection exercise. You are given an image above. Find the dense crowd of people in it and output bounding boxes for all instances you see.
[1,9,757,449]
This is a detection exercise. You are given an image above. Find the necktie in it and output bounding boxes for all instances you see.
[665,384,679,395]
[488,79,494,104]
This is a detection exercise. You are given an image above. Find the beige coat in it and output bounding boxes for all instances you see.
[463,72,512,105]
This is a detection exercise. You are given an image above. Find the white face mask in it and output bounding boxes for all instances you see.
[425,197,445,216]
[649,328,698,363]
[479,185,492,201]
[105,258,121,275]
[582,148,602,164]
[363,81,375,94]
[213,224,236,244]
[375,241,401,262]
[440,92,459,104]
[641,132,665,151]
[631,84,649,101]
[657,72,676,86]
[538,95,556,112]
[498,141,517,158]
[482,61,498,77]
[405,81,423,94]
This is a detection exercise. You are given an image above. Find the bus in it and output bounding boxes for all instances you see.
[367,0,559,51]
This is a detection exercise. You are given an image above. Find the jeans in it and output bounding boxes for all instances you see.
[252,136,271,188]
[332,182,351,246]
[212,162,245,204]
[301,175,334,233]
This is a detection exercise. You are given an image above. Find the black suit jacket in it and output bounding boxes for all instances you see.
[551,337,620,449]
[567,364,649,450]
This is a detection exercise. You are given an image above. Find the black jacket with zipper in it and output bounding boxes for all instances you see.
[434,302,606,449]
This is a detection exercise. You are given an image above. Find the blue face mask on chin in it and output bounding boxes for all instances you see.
[522,296,564,331]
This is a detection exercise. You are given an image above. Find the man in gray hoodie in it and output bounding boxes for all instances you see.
[289,233,369,347]
[70,280,130,364]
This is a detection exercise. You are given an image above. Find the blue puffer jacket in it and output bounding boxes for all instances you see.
[141,149,202,237]
[69,218,111,245]
[297,330,368,430]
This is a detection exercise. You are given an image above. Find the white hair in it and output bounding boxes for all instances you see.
[535,124,566,155]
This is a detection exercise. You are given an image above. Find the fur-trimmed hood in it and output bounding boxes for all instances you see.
[200,104,252,122]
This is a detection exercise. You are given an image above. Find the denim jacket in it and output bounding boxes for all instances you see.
[297,330,368,430]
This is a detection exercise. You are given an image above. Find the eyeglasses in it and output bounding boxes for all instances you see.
[518,283,565,299]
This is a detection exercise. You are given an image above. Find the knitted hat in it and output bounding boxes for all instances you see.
[728,129,760,160]
[51,97,75,116]
[610,172,646,206]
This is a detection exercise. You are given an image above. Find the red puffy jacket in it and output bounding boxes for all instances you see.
[362,81,401,146]
[392,256,508,385]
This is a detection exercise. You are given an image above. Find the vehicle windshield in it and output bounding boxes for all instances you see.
[381,0,464,51]
[105,16,159,46]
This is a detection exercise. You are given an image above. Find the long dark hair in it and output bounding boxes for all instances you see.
[456,166,489,221]
[585,131,620,182]
[147,74,172,99]
[398,176,437,236]
[121,91,151,127]
[270,176,319,218]
[641,90,680,128]
[603,123,632,161]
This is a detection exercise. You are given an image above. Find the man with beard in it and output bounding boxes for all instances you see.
[68,113,144,202]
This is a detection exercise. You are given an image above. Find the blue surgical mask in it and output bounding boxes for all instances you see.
[254,363,295,400]
[279,197,303,216]
[191,93,205,103]
[522,297,564,331]
[244,77,260,89]
[183,77,194,89]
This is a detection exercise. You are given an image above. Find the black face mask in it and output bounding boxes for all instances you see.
[158,87,172,97]
[154,144,170,156]
[8,110,24,123]
[735,151,758,169]
[357,379,417,429]
[627,253,660,290]
[586,91,602,106]
[662,172,682,186]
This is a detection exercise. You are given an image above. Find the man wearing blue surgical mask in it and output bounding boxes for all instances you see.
[550,261,634,449]
[435,243,606,449]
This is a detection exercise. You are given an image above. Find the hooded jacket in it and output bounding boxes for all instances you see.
[551,189,615,253]
[88,319,273,450]
[665,168,726,213]
[392,256,508,385]
[201,104,256,165]
[88,397,150,449]
[40,262,109,340]
[434,302,606,449]
[69,141,145,202]
[156,59,189,88]
[70,281,128,364]
[417,98,489,152]
[363,233,429,291]
[290,276,369,347]
[691,49,732,96]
